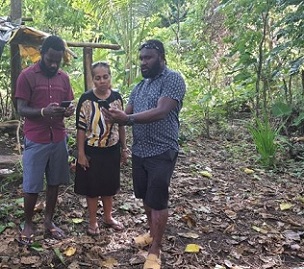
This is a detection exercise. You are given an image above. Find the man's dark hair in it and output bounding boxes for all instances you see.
[139,39,166,64]
[41,35,65,54]
[139,39,165,55]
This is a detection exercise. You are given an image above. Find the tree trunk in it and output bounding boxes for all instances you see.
[10,0,22,118]
[83,47,93,91]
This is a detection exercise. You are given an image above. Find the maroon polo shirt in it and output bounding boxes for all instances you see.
[15,62,74,143]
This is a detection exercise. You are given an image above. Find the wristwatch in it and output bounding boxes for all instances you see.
[126,115,135,126]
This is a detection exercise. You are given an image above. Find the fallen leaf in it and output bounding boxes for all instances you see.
[178,232,200,239]
[279,202,293,211]
[185,244,200,253]
[30,242,44,252]
[200,170,212,178]
[205,166,212,172]
[282,230,302,241]
[296,196,304,203]
[101,257,118,268]
[34,201,45,212]
[252,225,268,234]
[72,218,84,224]
[224,209,237,220]
[214,265,226,269]
[181,214,197,228]
[243,168,254,174]
[224,259,233,267]
[20,256,40,265]
[54,248,65,265]
[64,246,77,256]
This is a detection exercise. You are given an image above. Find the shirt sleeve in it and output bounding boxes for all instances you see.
[128,80,144,107]
[75,95,87,131]
[160,71,186,104]
[64,75,74,101]
[15,71,32,101]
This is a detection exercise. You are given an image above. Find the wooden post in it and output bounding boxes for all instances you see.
[10,0,22,113]
[83,47,93,91]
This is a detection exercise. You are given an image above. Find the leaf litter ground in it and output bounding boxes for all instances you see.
[1,135,304,268]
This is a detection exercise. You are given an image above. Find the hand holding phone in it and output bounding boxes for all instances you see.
[98,100,110,110]
[60,101,72,108]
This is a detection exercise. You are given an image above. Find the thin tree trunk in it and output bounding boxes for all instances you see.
[301,70,304,96]
[10,0,22,119]
[255,11,269,118]
[288,76,292,104]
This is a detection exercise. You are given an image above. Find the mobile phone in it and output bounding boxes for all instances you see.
[98,100,110,110]
[60,101,71,107]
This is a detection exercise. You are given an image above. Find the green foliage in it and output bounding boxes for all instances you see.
[271,102,292,117]
[23,0,89,39]
[0,161,23,192]
[1,0,304,143]
[0,196,24,223]
[247,116,279,167]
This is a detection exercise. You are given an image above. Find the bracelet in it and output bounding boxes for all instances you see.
[40,108,45,117]
[122,148,129,152]
[126,115,135,126]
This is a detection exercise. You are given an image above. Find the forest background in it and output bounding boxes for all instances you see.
[1,1,304,268]
[0,0,302,157]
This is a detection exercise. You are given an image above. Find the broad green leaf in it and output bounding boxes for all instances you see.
[31,242,44,252]
[54,248,65,265]
[271,102,292,117]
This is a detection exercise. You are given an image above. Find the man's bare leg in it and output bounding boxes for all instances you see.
[144,203,168,257]
[43,185,65,239]
[22,193,38,237]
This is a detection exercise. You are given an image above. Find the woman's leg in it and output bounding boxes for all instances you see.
[101,196,113,223]
[101,196,124,230]
[86,196,99,229]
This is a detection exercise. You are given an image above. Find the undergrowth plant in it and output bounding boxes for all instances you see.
[247,116,279,167]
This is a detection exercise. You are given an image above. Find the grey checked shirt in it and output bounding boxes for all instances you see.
[128,67,186,158]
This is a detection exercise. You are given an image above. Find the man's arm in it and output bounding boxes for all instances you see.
[103,96,178,126]
[17,98,67,119]
[17,98,43,118]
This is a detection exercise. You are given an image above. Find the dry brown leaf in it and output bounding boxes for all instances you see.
[224,209,237,220]
[101,257,118,268]
[181,214,197,228]
[178,232,200,239]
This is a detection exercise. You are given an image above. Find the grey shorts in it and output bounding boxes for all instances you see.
[22,138,70,193]
[132,149,178,210]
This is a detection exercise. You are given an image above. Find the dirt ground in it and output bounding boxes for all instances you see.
[1,127,304,269]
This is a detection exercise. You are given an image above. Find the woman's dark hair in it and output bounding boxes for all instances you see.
[91,61,111,76]
[41,35,65,54]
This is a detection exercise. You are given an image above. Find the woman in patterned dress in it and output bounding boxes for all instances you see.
[74,62,128,235]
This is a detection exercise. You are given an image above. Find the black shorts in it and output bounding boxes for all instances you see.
[132,149,178,210]
[74,144,120,198]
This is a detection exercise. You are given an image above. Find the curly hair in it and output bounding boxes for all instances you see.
[41,35,65,54]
